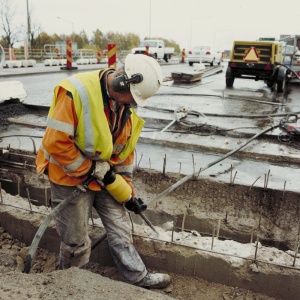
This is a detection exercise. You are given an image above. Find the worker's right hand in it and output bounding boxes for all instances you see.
[94,161,110,180]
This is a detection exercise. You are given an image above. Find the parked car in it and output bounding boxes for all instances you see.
[187,46,222,66]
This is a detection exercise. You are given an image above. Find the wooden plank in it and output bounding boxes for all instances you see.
[171,72,203,83]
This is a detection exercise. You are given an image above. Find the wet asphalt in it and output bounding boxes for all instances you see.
[1,59,300,192]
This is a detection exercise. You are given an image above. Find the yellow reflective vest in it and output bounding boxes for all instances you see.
[36,69,145,187]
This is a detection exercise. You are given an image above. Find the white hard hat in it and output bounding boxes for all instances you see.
[125,54,163,107]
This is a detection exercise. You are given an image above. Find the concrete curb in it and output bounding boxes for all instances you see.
[2,60,37,68]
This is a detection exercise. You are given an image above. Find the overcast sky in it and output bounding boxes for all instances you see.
[13,0,300,50]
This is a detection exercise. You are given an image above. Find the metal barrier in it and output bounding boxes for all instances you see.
[0,44,4,68]
[0,46,147,68]
[76,49,97,65]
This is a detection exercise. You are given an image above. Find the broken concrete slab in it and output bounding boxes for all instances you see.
[0,81,27,102]
[171,71,203,83]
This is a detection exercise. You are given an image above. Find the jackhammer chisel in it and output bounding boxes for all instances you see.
[125,197,158,234]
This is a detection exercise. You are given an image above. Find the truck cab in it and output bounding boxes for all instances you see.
[131,39,175,62]
[136,40,165,59]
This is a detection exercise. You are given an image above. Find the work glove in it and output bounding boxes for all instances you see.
[94,161,110,180]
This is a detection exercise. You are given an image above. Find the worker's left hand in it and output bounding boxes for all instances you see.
[94,161,110,180]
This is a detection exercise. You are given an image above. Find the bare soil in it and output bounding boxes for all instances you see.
[0,173,281,300]
[0,148,296,300]
[0,226,276,300]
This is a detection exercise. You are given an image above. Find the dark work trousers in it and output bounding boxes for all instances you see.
[50,181,147,284]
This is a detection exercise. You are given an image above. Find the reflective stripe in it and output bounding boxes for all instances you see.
[41,144,50,160]
[41,142,85,172]
[67,76,94,153]
[47,117,74,135]
[41,144,60,166]
[62,154,85,172]
[114,165,133,174]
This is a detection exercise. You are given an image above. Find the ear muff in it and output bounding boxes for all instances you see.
[111,73,144,93]
[111,75,130,93]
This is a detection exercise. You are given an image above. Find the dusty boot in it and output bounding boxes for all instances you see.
[135,273,171,289]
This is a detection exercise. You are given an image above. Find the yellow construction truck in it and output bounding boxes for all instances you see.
[225,40,287,92]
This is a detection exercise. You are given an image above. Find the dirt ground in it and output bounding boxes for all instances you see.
[0,182,280,300]
[0,148,297,300]
[0,226,276,300]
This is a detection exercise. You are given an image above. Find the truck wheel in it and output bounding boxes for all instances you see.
[225,67,234,87]
[276,67,287,93]
[276,76,286,93]
[163,54,169,63]
[226,77,235,87]
[189,62,193,66]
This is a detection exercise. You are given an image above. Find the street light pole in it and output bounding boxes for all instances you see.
[26,0,31,48]
[149,0,151,38]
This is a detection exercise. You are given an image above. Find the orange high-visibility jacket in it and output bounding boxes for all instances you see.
[36,69,145,190]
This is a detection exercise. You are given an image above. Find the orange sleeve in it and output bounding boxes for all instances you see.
[42,88,92,178]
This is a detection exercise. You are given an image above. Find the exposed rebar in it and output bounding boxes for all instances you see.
[0,182,3,204]
[216,220,221,239]
[282,181,286,201]
[254,235,260,260]
[26,188,32,212]
[181,207,187,232]
[211,224,216,250]
[293,222,300,267]
[171,218,177,243]
[137,153,143,168]
[249,176,261,193]
[163,154,166,176]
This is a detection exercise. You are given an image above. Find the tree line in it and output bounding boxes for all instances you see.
[0,0,180,53]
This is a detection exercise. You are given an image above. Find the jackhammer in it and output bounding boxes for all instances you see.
[100,169,158,234]
[24,168,157,274]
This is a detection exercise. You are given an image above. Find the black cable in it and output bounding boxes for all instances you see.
[151,123,280,203]
[276,63,300,81]
[153,93,222,98]
[145,105,300,119]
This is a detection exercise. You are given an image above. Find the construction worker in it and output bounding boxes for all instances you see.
[35,54,171,289]
[181,48,185,63]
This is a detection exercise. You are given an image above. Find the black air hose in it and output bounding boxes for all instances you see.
[150,123,280,203]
